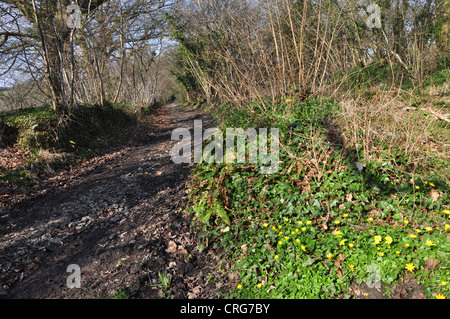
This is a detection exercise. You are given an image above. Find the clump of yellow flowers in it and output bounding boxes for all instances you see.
[374,235,382,244]
[385,236,393,245]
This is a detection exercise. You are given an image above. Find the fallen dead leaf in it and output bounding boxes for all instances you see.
[346,194,353,202]
[403,273,413,284]
[192,286,202,295]
[215,282,223,289]
[302,184,311,193]
[426,258,439,269]
[266,285,277,293]
[165,240,177,254]
[187,292,196,299]
[228,272,238,281]
[429,189,440,203]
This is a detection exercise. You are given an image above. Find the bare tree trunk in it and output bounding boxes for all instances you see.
[31,0,63,110]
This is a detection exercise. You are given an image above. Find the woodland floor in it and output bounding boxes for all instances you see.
[0,103,230,299]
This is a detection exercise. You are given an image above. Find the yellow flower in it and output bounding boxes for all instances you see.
[424,181,428,184]
[374,235,382,244]
[278,225,282,229]
[295,228,299,233]
[385,236,393,245]
[295,239,300,243]
[443,210,450,215]
[441,281,447,286]
[334,220,340,225]
[425,240,435,247]
[368,217,374,222]
[348,264,355,271]
[263,223,269,228]
[425,226,433,232]
[274,255,279,260]
[415,229,422,233]
[445,224,450,232]
[409,234,417,239]
[326,253,334,259]
[379,252,385,257]
[334,230,342,236]
[298,221,303,225]
[339,239,346,246]
[343,213,349,218]
[237,284,242,289]
[405,263,416,272]
[436,294,446,299]
[415,186,420,190]
[306,221,312,225]
[291,231,295,235]
[404,220,409,225]
[256,283,262,288]
[272,226,277,231]
[348,243,354,248]
[285,218,289,222]
[301,227,306,232]
[396,251,401,254]
[286,99,292,103]
[404,244,410,248]
[284,236,290,241]
[279,231,283,236]
[301,245,306,252]
[429,182,435,187]
[278,241,283,246]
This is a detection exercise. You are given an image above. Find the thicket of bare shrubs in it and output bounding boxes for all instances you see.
[173,0,447,103]
[0,81,45,112]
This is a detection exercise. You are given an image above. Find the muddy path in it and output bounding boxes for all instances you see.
[0,103,229,299]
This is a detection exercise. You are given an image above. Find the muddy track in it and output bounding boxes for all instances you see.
[0,103,228,299]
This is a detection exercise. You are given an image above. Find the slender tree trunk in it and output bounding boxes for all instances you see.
[31,0,72,110]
